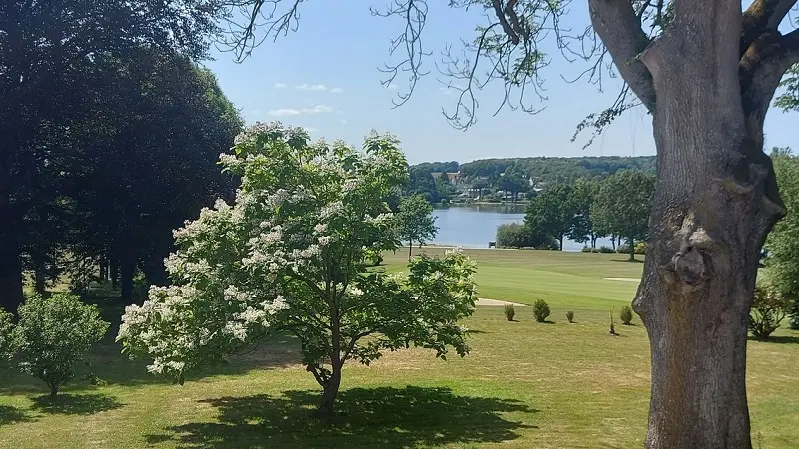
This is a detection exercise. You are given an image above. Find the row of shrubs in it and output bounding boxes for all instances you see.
[581,242,647,254]
[504,300,637,326]
[0,294,109,396]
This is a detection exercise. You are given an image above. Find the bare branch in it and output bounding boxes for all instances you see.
[215,0,305,62]
[742,0,798,55]
[587,0,656,112]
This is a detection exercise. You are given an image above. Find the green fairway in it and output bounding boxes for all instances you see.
[1,250,797,449]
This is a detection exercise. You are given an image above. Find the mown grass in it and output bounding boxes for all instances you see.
[0,249,797,449]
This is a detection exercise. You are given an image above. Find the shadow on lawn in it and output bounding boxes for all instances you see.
[748,335,799,344]
[146,386,538,449]
[0,405,32,426]
[30,393,124,415]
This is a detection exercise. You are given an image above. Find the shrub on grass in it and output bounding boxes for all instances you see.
[598,246,615,254]
[749,283,792,339]
[566,311,574,323]
[0,309,15,368]
[591,248,601,253]
[581,247,591,253]
[620,305,634,325]
[504,304,515,321]
[616,245,631,254]
[532,299,550,323]
[635,242,647,255]
[14,294,110,396]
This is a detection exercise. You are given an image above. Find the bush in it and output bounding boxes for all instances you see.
[598,246,615,254]
[532,299,550,323]
[635,242,647,255]
[591,248,600,253]
[0,309,15,368]
[617,245,631,254]
[504,304,515,321]
[581,247,591,253]
[14,294,110,396]
[566,310,574,323]
[495,223,558,249]
[749,283,792,339]
[620,305,634,325]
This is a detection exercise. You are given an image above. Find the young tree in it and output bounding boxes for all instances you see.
[397,194,438,260]
[524,183,578,250]
[118,123,478,415]
[591,171,655,261]
[568,179,603,248]
[222,1,799,446]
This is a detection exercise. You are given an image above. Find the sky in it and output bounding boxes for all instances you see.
[204,2,799,165]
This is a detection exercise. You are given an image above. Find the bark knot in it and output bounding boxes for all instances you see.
[672,246,706,287]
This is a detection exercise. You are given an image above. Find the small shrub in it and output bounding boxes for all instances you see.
[635,242,647,255]
[532,299,550,323]
[0,309,15,368]
[598,246,615,254]
[749,283,792,339]
[566,311,574,323]
[14,294,110,396]
[609,309,617,335]
[617,244,631,254]
[504,304,516,321]
[581,247,591,253]
[620,305,634,325]
[591,248,600,253]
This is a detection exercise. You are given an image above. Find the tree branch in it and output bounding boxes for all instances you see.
[741,0,797,56]
[587,0,656,113]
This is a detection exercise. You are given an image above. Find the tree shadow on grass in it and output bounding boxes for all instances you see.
[29,393,124,415]
[145,386,538,449]
[748,335,799,344]
[0,405,32,426]
[609,259,644,264]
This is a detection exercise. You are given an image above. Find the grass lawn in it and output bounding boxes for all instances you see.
[0,249,797,449]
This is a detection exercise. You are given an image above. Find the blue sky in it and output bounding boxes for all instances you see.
[204,2,798,165]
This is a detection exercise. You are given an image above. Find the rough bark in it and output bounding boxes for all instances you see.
[589,1,793,448]
[318,366,342,416]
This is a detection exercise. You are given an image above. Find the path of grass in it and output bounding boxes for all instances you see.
[0,250,796,449]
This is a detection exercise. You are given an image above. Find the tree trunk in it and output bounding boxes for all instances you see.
[33,254,47,296]
[559,235,564,251]
[120,254,136,303]
[630,17,785,447]
[628,237,636,262]
[408,240,413,261]
[99,257,108,282]
[110,258,119,288]
[318,365,342,417]
[0,154,23,312]
[611,236,616,251]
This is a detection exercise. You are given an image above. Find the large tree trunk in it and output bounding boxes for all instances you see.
[629,6,785,446]
[0,153,23,312]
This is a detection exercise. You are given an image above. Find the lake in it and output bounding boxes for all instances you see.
[431,204,612,252]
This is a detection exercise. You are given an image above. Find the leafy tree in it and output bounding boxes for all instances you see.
[591,171,655,261]
[397,195,438,261]
[495,223,556,249]
[524,184,578,250]
[222,0,799,445]
[0,308,14,368]
[14,294,110,396]
[407,166,441,203]
[568,179,603,248]
[0,0,226,310]
[764,148,799,329]
[118,123,478,415]
[749,276,793,339]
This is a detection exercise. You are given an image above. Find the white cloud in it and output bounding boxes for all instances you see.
[295,84,328,91]
[388,84,398,90]
[275,83,287,89]
[340,119,348,124]
[301,104,333,114]
[268,104,334,116]
[329,87,343,93]
[268,108,302,116]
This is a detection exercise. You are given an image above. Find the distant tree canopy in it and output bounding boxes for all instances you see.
[591,171,656,261]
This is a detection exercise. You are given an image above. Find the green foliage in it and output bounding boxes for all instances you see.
[457,156,656,184]
[495,223,557,249]
[764,149,799,328]
[532,299,550,323]
[525,184,579,250]
[566,310,574,323]
[504,304,515,321]
[619,305,634,325]
[0,309,16,368]
[117,124,478,411]
[591,170,655,260]
[635,242,647,255]
[397,194,438,259]
[598,246,615,254]
[749,281,792,340]
[14,294,110,395]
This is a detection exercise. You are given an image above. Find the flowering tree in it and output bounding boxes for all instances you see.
[118,123,478,415]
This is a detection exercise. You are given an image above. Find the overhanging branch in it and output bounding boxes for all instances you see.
[587,0,656,113]
[741,0,797,56]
